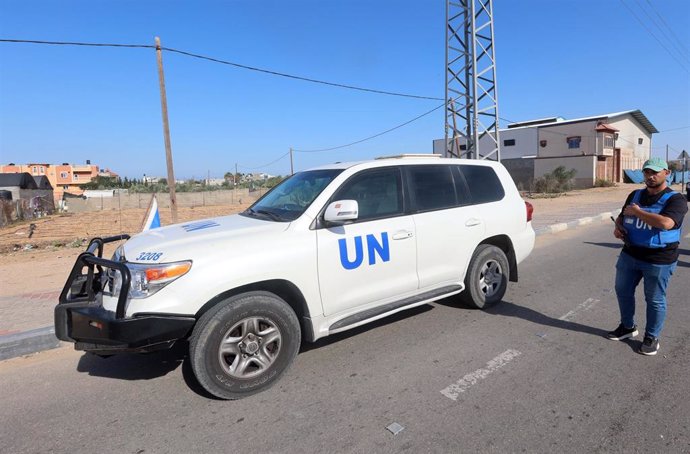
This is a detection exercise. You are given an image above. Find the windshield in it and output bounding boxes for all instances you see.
[242,169,343,222]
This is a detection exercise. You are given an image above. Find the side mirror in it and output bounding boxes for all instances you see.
[324,200,358,224]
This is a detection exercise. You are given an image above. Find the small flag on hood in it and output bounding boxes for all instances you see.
[142,195,161,231]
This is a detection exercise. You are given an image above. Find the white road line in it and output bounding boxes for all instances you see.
[558,298,599,322]
[440,349,522,401]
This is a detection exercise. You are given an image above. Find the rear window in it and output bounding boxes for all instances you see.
[460,165,505,204]
[408,165,457,212]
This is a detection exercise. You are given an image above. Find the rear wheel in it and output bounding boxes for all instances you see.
[189,291,301,400]
[460,245,509,309]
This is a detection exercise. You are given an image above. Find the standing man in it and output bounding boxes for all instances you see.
[608,157,687,355]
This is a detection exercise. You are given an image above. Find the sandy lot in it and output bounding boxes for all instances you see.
[0,204,251,297]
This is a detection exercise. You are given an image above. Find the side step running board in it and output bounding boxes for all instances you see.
[329,285,462,331]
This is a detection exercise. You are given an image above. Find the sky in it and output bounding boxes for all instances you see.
[1,0,689,179]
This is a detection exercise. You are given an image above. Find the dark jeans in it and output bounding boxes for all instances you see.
[614,252,677,338]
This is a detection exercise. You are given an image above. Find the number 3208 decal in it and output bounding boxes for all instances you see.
[136,252,163,261]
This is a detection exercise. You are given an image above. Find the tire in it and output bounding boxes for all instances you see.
[460,244,510,309]
[189,291,301,400]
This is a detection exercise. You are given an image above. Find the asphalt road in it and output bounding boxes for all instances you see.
[1,215,689,454]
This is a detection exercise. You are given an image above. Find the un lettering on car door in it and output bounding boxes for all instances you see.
[316,217,418,316]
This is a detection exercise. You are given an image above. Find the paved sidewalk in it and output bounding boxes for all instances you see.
[0,183,670,361]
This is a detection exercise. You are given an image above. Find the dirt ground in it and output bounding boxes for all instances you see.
[0,203,251,298]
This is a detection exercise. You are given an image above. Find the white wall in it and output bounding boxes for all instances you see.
[493,127,538,159]
[538,120,599,158]
[432,126,537,159]
[607,115,652,162]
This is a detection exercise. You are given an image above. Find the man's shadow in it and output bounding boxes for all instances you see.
[437,296,644,351]
[436,297,606,336]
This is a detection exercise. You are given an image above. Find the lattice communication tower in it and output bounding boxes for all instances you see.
[445,0,500,160]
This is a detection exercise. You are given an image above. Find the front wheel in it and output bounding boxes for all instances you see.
[460,245,509,309]
[189,291,301,400]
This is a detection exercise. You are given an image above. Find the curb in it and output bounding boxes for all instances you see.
[0,208,624,362]
[0,326,63,361]
[535,209,621,236]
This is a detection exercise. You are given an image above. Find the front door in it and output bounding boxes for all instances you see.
[317,167,418,316]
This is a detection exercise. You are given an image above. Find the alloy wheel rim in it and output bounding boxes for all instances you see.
[479,259,502,298]
[217,316,282,379]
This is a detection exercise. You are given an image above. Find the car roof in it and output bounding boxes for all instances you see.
[302,155,501,173]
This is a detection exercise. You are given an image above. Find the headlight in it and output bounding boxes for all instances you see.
[111,260,192,299]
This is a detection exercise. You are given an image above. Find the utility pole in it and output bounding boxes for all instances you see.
[290,148,294,175]
[666,144,668,163]
[155,36,178,223]
[445,0,500,161]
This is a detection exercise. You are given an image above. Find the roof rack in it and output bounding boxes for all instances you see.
[375,153,442,160]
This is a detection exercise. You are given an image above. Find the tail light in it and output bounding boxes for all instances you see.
[525,201,534,222]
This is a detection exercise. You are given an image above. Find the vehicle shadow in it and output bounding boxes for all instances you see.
[75,340,221,398]
[74,307,434,399]
[437,296,608,338]
[299,304,433,353]
[76,342,187,380]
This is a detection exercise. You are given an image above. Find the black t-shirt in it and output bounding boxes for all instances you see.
[619,187,688,264]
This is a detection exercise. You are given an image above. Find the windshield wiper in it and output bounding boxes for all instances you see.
[255,209,284,221]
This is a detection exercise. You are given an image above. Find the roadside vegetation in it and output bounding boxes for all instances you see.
[81,174,286,193]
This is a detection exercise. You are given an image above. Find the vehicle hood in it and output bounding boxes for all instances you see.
[122,214,290,263]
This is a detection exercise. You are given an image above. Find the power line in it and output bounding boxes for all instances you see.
[0,38,442,101]
[643,0,689,56]
[238,151,291,170]
[0,38,154,49]
[618,0,689,73]
[161,46,443,101]
[658,125,690,133]
[634,0,689,65]
[294,103,444,153]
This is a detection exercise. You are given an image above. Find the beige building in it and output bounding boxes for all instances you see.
[433,110,658,188]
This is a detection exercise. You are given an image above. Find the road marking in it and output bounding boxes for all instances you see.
[558,298,599,322]
[440,349,522,401]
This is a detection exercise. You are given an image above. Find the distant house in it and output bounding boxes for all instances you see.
[0,160,119,201]
[0,172,55,222]
[433,109,657,188]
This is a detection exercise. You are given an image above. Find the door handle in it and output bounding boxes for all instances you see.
[465,218,482,227]
[392,230,413,240]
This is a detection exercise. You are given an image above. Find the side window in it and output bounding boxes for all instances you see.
[332,168,403,222]
[408,165,457,212]
[460,165,505,204]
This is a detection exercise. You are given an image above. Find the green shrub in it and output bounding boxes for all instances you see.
[594,178,615,187]
[532,166,577,193]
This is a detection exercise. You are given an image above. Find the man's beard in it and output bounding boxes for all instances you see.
[645,179,663,188]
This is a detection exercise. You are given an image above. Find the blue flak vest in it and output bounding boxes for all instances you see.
[623,189,682,248]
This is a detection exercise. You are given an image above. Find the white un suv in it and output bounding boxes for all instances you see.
[55,155,535,399]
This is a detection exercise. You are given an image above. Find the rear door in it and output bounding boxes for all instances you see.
[408,164,486,289]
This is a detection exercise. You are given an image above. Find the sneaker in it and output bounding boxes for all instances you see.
[605,324,638,341]
[638,336,660,356]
